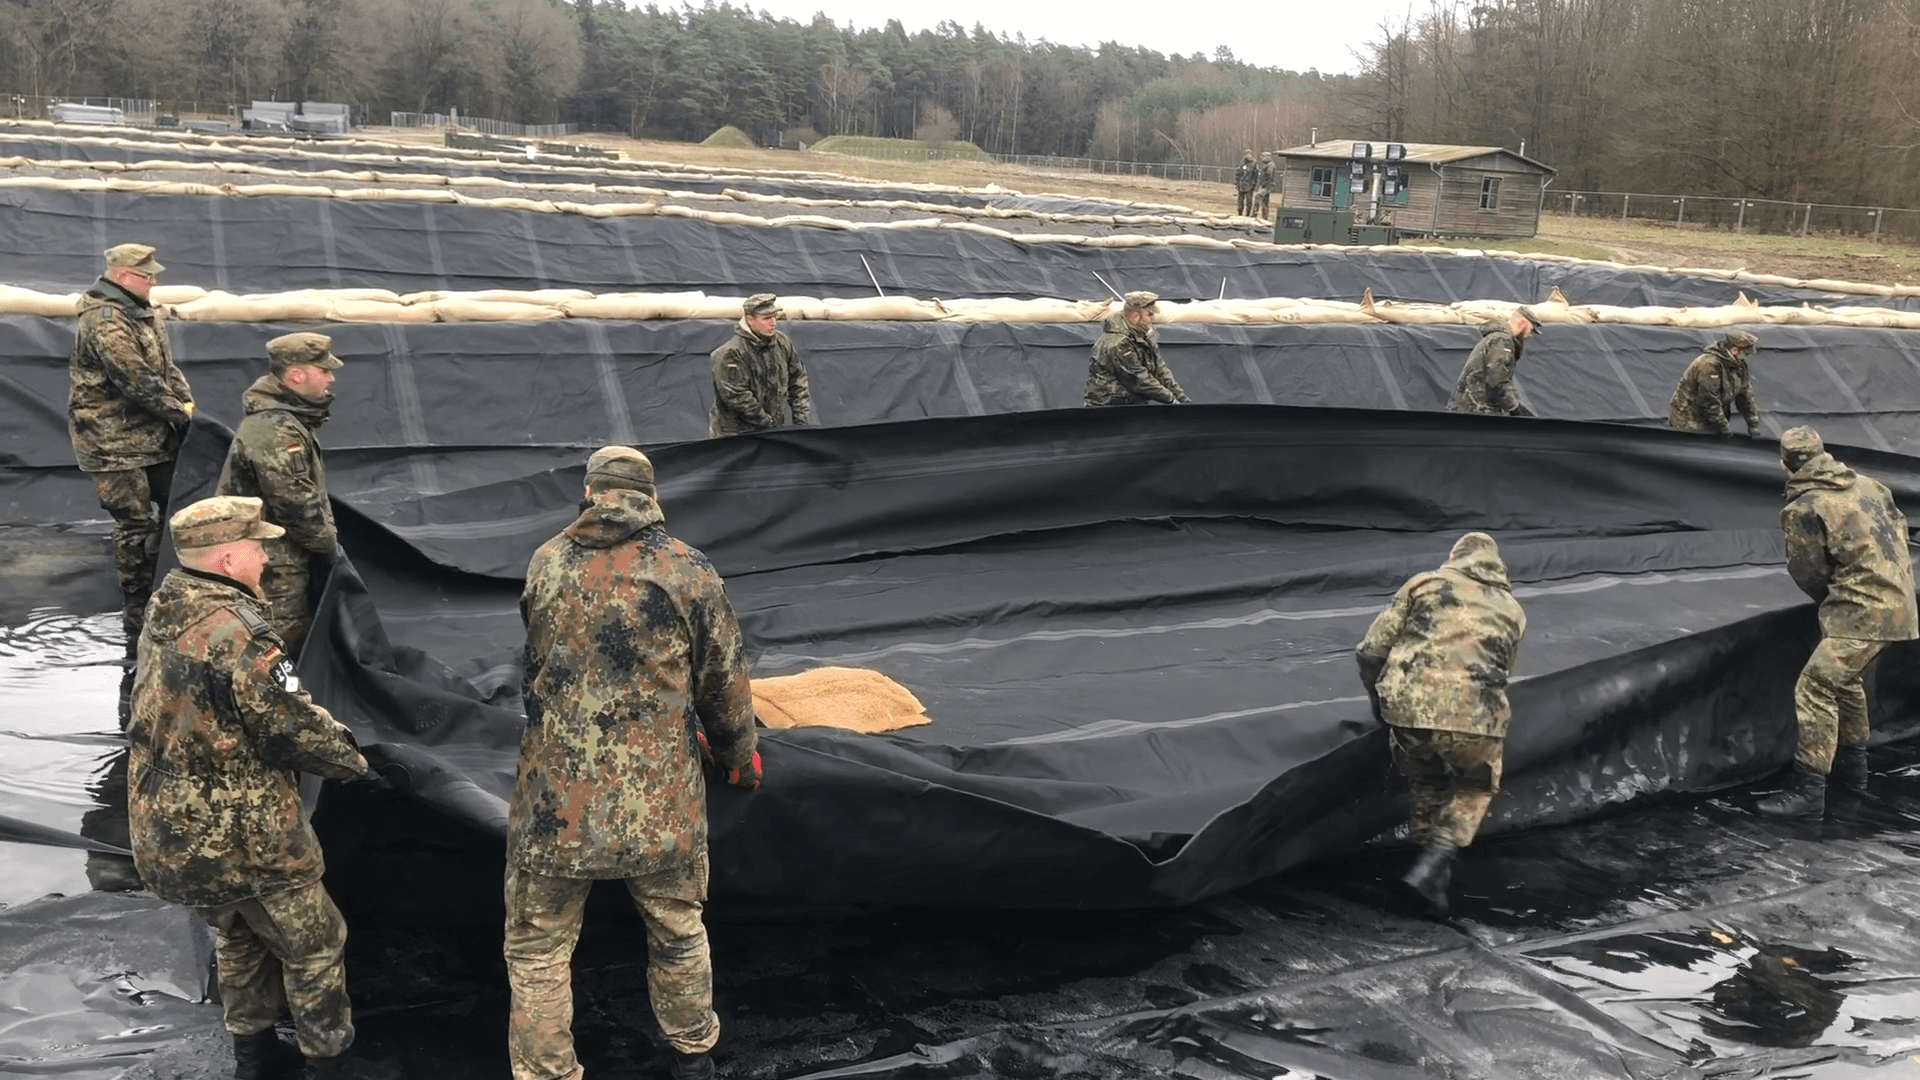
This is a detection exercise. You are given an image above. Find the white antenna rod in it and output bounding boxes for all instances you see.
[1092,271,1123,301]
[858,254,885,298]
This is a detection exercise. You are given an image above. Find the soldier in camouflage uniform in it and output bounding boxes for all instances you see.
[216,332,344,654]
[708,293,810,437]
[1447,307,1543,416]
[1234,150,1257,216]
[508,446,761,1080]
[1668,330,1763,436]
[1253,152,1275,219]
[68,243,196,654]
[1084,291,1191,407]
[126,496,382,1080]
[1356,532,1528,915]
[1758,427,1919,818]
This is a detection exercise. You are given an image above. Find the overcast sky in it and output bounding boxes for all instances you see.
[737,0,1419,75]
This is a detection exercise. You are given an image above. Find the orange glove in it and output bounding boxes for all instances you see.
[726,750,762,790]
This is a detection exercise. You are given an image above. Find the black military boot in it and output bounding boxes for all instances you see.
[302,1051,400,1080]
[669,1049,716,1080]
[1831,745,1870,794]
[1757,763,1827,819]
[232,1029,300,1080]
[1401,841,1458,917]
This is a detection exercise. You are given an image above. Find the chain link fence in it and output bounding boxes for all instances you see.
[1548,189,1920,244]
[989,153,1233,185]
[389,111,576,139]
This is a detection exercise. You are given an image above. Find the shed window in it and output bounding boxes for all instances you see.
[1309,166,1334,200]
[1479,177,1501,210]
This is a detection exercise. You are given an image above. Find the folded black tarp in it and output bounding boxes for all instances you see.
[0,184,1903,308]
[132,405,1920,909]
[10,312,1920,531]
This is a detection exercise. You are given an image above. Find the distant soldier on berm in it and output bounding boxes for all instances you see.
[709,293,810,437]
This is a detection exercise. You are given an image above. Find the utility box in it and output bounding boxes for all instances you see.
[1350,223,1400,246]
[1272,208,1353,244]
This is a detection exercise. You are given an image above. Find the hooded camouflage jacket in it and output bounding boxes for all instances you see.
[709,319,809,436]
[1447,323,1527,415]
[1235,158,1258,193]
[1782,452,1919,641]
[1668,344,1760,434]
[217,375,337,561]
[512,487,757,878]
[127,567,368,907]
[68,280,195,472]
[1355,533,1528,737]
[1085,314,1187,405]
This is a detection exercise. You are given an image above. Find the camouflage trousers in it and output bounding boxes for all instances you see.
[90,460,175,643]
[1235,190,1254,216]
[260,538,315,654]
[1389,725,1505,848]
[504,856,717,1080]
[1253,187,1271,218]
[1794,637,1888,773]
[195,880,354,1059]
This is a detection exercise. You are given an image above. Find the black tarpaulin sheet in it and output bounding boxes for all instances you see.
[132,405,1920,908]
[0,184,1902,307]
[11,313,1920,530]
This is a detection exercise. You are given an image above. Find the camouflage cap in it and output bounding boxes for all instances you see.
[1122,290,1160,312]
[1781,426,1825,468]
[266,331,343,372]
[1515,306,1543,332]
[1722,329,1759,352]
[743,293,780,317]
[170,496,285,550]
[1259,151,1273,160]
[585,445,655,487]
[104,243,163,273]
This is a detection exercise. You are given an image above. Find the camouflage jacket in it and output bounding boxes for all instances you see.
[1085,315,1187,406]
[127,567,368,907]
[1782,452,1919,641]
[512,488,757,878]
[709,320,809,436]
[1668,345,1760,434]
[1447,323,1527,415]
[68,280,194,472]
[1355,534,1528,737]
[1235,160,1258,193]
[217,376,337,561]
[1255,161,1275,189]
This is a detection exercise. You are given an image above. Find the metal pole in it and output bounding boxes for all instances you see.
[1622,193,1629,223]
[1676,198,1684,225]
[1873,209,1883,245]
[1736,199,1746,235]
[1800,203,1812,245]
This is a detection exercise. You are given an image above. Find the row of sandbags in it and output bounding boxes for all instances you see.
[7,281,1920,330]
[0,119,1205,216]
[0,155,1246,230]
[1,171,1910,301]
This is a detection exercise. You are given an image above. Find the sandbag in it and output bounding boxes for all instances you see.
[751,667,931,733]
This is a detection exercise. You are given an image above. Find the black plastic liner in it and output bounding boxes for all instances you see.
[0,184,1904,308]
[120,405,1920,908]
[11,312,1920,532]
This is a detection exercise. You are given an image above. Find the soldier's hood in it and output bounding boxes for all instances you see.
[735,317,776,345]
[1706,342,1748,369]
[242,374,332,427]
[1439,531,1511,589]
[1477,321,1511,339]
[564,488,666,548]
[1786,452,1857,498]
[77,278,152,318]
[142,567,261,642]
[1101,313,1155,343]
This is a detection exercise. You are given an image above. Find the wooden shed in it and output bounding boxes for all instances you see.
[1272,140,1557,239]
